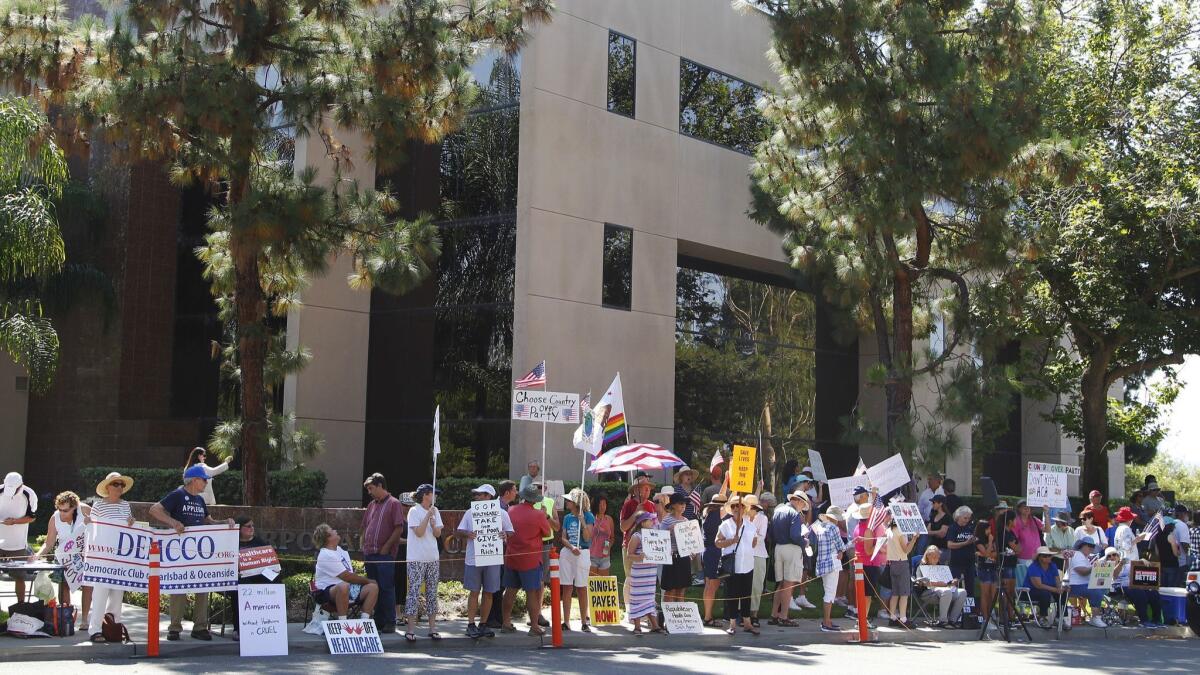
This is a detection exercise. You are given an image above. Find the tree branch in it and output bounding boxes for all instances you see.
[914,267,970,376]
[1106,353,1185,386]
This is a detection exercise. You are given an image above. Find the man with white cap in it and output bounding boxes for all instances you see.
[458,483,513,637]
[0,471,37,603]
[768,489,809,625]
[812,505,849,631]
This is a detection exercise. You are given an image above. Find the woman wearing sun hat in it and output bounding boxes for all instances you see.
[701,493,728,625]
[715,495,759,635]
[83,471,136,641]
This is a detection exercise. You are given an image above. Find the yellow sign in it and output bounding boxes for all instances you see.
[730,445,757,493]
[587,575,622,626]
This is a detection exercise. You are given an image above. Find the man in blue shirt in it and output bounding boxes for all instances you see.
[149,464,235,642]
[768,491,809,625]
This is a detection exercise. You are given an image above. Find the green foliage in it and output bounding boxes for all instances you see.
[76,466,326,507]
[1126,453,1200,507]
[431,477,630,517]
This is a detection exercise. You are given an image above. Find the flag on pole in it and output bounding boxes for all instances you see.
[854,458,867,476]
[1145,512,1163,541]
[710,448,724,472]
[865,491,890,532]
[514,360,547,388]
[432,405,441,457]
[573,392,603,457]
[596,373,627,451]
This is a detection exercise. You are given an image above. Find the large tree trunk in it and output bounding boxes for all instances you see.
[889,266,915,459]
[1079,362,1110,497]
[761,402,776,495]
[232,231,269,505]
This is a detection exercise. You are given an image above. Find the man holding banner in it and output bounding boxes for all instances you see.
[458,484,513,638]
[148,464,236,641]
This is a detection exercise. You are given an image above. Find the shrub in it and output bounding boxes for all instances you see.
[432,476,630,518]
[76,466,326,507]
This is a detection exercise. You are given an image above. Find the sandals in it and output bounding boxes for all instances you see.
[650,626,667,634]
[633,626,644,635]
[404,632,417,643]
[580,622,591,632]
[89,632,105,643]
[745,626,761,635]
[501,624,517,633]
[428,632,443,641]
[703,618,720,627]
[528,626,545,636]
[778,618,799,627]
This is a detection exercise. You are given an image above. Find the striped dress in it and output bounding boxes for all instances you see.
[628,533,659,620]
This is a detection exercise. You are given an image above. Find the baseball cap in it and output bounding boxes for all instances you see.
[520,485,541,503]
[472,484,496,497]
[415,483,440,497]
[183,465,209,481]
[1089,489,1102,498]
[852,485,869,496]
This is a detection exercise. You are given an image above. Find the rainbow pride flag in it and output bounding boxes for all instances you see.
[602,411,626,444]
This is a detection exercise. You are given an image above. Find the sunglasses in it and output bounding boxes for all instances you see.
[109,482,125,488]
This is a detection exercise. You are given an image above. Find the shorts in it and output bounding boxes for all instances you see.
[463,564,502,593]
[888,560,912,596]
[774,544,805,582]
[2,547,34,580]
[315,582,362,605]
[820,570,840,604]
[591,554,611,570]
[703,548,722,580]
[559,549,590,587]
[504,563,544,592]
[978,565,997,584]
[1000,566,1016,581]
[662,555,692,590]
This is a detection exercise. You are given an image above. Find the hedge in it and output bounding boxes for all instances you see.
[76,466,326,507]
[432,477,633,517]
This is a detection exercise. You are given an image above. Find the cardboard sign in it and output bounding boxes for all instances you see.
[673,520,705,557]
[918,565,954,584]
[889,502,927,535]
[83,521,238,594]
[828,474,871,508]
[808,450,828,483]
[1027,471,1068,509]
[57,528,88,591]
[640,529,672,564]
[730,445,757,493]
[1089,560,1119,590]
[866,454,910,495]
[1130,561,1160,590]
[662,602,704,634]
[239,584,288,657]
[588,576,622,625]
[322,619,383,654]
[239,546,282,581]
[512,390,580,424]
[470,500,505,567]
[543,480,566,511]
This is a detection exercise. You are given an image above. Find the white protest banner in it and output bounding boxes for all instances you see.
[239,584,288,657]
[640,529,672,564]
[57,527,87,591]
[662,602,704,634]
[828,474,871,508]
[889,502,927,535]
[866,454,910,495]
[323,619,384,654]
[1026,462,1078,509]
[512,390,580,424]
[470,499,505,567]
[83,521,238,594]
[1027,461,1081,476]
[673,520,705,557]
[239,546,282,581]
[1089,561,1119,590]
[808,450,828,483]
[543,480,566,511]
[919,565,954,584]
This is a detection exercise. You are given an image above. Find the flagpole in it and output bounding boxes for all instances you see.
[581,390,590,490]
[541,366,547,486]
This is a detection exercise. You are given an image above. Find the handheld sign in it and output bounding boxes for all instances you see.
[889,502,927,535]
[239,584,288,657]
[640,529,672,565]
[662,602,704,634]
[866,454,910,495]
[57,528,88,591]
[1026,462,1077,509]
[673,520,705,557]
[512,390,581,424]
[588,576,622,625]
[1089,561,1119,590]
[828,474,871,508]
[807,450,828,483]
[543,480,566,511]
[1130,561,1160,590]
[239,546,282,581]
[730,445,757,493]
[918,565,954,584]
[323,619,383,655]
[470,500,505,567]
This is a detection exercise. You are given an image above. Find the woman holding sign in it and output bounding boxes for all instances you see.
[82,472,134,641]
[659,492,694,604]
[626,511,665,634]
[30,491,91,629]
[716,495,759,636]
[560,489,594,631]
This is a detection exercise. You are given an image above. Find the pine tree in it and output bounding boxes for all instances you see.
[0,0,551,504]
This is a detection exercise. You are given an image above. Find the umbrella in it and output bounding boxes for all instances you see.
[588,444,685,473]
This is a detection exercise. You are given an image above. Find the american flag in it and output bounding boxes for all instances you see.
[514,360,546,388]
[1145,512,1164,541]
[865,491,890,532]
[689,486,703,515]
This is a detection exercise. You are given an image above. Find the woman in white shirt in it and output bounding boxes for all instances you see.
[404,483,444,642]
[184,446,233,505]
[1067,537,1106,627]
[81,472,136,641]
[313,523,378,619]
[30,491,91,626]
[745,494,771,626]
[1074,509,1108,549]
[715,495,759,636]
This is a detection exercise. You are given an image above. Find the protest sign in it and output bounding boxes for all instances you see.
[828,474,871,508]
[730,445,757,493]
[470,499,505,567]
[640,529,672,565]
[83,522,238,594]
[1130,561,1160,590]
[808,450,828,483]
[662,602,704,634]
[239,584,288,657]
[323,619,383,654]
[512,390,580,424]
[674,520,705,557]
[57,527,87,591]
[919,565,954,584]
[239,546,281,581]
[1026,462,1077,509]
[1089,561,1119,590]
[889,502,927,535]
[866,454,910,495]
[588,576,622,625]
[543,480,566,511]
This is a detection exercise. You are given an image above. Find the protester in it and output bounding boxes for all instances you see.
[942,478,964,517]
[926,494,950,554]
[184,446,233,506]
[1113,546,1164,627]
[994,508,1021,622]
[851,490,885,626]
[395,490,414,623]
[701,461,726,503]
[82,472,135,640]
[558,488,594,630]
[401,483,444,641]
[313,523,379,619]
[844,485,871,537]
[812,505,848,632]
[620,510,662,634]
[1142,481,1164,515]
[1067,536,1107,627]
[1023,546,1065,623]
[532,481,560,597]
[673,466,701,520]
[975,519,999,628]
[839,485,873,613]
[0,471,37,603]
[360,473,405,633]
[503,485,552,635]
[768,490,807,626]
[944,506,976,598]
[1171,505,1190,581]
[458,484,513,638]
[518,460,541,492]
[1044,511,1077,555]
[30,491,92,628]
[1086,490,1111,529]
[885,515,917,628]
[716,495,758,635]
[745,494,771,625]
[620,477,655,610]
[1075,506,1109,549]
[227,515,274,640]
[148,464,235,641]
[780,459,805,497]
[658,492,693,605]
[1153,511,1183,587]
[917,546,967,627]
[917,473,945,522]
[1011,500,1043,588]
[701,493,728,625]
[589,494,614,576]
[1190,507,1200,574]
[1129,490,1148,528]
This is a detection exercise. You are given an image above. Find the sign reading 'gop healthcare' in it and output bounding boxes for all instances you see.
[83,522,239,594]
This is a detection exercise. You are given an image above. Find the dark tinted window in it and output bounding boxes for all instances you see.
[602,224,633,309]
[679,59,768,154]
[607,32,636,117]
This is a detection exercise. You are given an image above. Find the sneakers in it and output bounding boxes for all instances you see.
[789,597,804,611]
[820,623,840,633]
[833,597,849,607]
[538,616,550,627]
[1088,616,1107,628]
[167,630,181,641]
[1142,621,1162,629]
[797,596,816,609]
[844,607,858,619]
[190,629,212,641]
[466,623,480,638]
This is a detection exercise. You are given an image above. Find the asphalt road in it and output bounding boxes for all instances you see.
[21,636,1198,674]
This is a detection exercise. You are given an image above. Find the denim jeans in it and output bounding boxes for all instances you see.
[365,553,396,627]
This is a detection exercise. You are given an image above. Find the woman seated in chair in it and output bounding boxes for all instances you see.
[916,545,967,627]
[313,523,379,620]
[1024,546,1066,623]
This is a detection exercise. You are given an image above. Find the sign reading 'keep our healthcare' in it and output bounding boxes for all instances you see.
[83,521,239,594]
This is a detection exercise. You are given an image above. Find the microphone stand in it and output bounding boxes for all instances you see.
[978,524,1033,643]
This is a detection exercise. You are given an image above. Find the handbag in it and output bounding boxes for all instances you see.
[42,602,75,636]
[8,599,46,620]
[101,613,132,643]
[718,523,744,579]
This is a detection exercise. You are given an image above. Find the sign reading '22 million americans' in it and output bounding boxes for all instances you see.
[512,390,580,424]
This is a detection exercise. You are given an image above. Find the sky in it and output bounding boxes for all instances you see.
[1149,354,1200,467]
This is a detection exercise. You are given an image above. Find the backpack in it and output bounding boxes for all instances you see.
[101,613,131,643]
